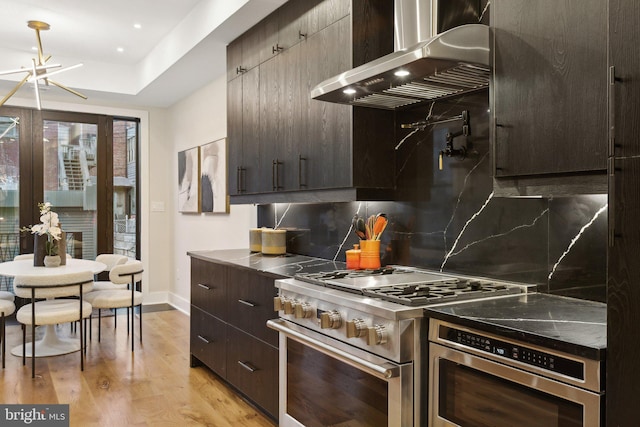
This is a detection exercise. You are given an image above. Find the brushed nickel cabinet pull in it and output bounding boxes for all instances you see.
[608,157,616,248]
[238,299,256,307]
[197,283,211,290]
[298,154,307,188]
[609,66,616,157]
[197,335,210,344]
[237,360,257,372]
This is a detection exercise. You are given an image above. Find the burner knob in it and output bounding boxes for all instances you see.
[273,296,287,312]
[367,325,388,346]
[294,302,313,319]
[284,300,296,315]
[346,318,368,338]
[320,310,342,329]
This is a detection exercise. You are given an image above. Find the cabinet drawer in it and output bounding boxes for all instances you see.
[226,326,278,419]
[191,258,227,319]
[190,306,227,377]
[226,269,279,346]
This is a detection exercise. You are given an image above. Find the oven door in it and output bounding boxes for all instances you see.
[428,343,603,427]
[267,319,414,427]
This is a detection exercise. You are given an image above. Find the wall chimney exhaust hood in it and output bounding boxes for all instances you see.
[311,1,490,110]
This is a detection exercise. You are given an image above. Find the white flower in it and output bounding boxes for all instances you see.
[21,202,64,255]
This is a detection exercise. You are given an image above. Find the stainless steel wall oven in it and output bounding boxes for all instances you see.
[428,319,604,427]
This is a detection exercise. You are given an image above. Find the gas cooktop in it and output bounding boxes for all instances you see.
[293,267,530,306]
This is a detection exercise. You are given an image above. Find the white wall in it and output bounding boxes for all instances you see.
[166,75,256,313]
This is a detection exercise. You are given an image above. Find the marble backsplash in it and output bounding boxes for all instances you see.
[257,92,607,302]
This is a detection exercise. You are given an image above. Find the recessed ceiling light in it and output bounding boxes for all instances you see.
[133,23,142,29]
[343,88,356,95]
[117,47,124,53]
[394,70,410,77]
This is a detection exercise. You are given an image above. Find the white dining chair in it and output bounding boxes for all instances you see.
[0,299,15,369]
[85,260,143,350]
[13,270,94,378]
[92,254,128,291]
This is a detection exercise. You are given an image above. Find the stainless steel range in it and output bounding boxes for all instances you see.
[267,266,533,427]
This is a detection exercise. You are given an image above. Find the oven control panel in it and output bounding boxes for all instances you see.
[442,326,584,380]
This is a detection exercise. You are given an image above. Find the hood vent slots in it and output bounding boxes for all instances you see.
[384,64,490,101]
[311,20,490,110]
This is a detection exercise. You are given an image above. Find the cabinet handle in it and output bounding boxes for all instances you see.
[609,65,616,157]
[272,159,283,191]
[272,44,283,54]
[237,360,258,372]
[608,157,616,248]
[298,154,307,188]
[238,299,256,307]
[197,335,211,344]
[197,283,211,290]
[237,166,246,193]
[298,30,307,39]
[236,66,247,74]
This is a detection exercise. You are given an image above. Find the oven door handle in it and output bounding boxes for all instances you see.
[267,319,399,380]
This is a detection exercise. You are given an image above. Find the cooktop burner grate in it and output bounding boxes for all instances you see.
[364,279,517,306]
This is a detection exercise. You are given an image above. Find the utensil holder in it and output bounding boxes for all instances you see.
[359,240,381,270]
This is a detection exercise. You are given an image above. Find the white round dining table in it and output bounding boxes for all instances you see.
[0,258,106,357]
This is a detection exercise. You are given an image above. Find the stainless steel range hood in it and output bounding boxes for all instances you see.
[311,1,490,110]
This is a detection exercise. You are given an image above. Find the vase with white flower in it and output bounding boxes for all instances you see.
[21,202,66,267]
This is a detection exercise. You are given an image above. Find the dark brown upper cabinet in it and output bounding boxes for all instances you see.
[227,0,396,204]
[491,0,608,196]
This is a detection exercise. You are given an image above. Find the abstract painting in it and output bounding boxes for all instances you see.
[178,146,200,213]
[199,138,228,213]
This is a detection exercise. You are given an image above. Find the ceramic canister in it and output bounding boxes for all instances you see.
[261,229,287,255]
[249,228,263,252]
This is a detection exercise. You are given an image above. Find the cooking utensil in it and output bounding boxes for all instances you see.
[352,214,366,240]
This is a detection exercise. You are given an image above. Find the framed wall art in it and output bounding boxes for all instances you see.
[199,138,228,213]
[177,146,200,213]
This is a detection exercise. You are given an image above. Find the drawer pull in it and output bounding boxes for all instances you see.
[197,283,211,290]
[238,299,256,307]
[238,360,258,372]
[197,335,211,344]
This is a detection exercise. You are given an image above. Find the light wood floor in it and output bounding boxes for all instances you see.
[1,308,277,427]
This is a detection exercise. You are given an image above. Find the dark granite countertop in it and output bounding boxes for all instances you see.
[425,293,606,360]
[187,249,346,278]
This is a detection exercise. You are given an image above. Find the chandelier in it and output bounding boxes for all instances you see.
[0,20,86,110]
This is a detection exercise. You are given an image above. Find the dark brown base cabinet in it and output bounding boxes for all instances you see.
[189,257,280,421]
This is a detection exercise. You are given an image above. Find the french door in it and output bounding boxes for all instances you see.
[0,107,139,288]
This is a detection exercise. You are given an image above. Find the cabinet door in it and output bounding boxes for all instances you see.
[227,38,243,82]
[242,67,261,193]
[190,258,227,319]
[492,0,607,177]
[306,17,352,189]
[226,269,279,346]
[610,0,640,157]
[190,306,227,377]
[226,326,279,419]
[227,76,243,195]
[258,55,282,193]
[278,0,314,49]
[608,157,640,427]
[280,42,307,191]
[310,0,351,33]
[241,24,262,71]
